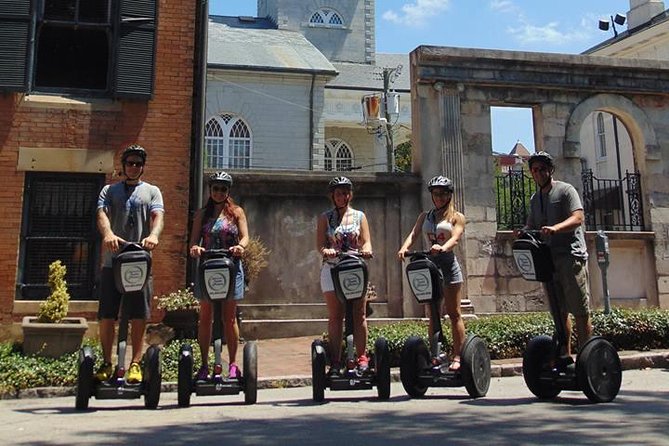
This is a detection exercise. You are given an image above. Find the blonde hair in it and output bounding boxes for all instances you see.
[435,197,457,224]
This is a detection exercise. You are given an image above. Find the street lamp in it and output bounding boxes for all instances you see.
[599,13,626,37]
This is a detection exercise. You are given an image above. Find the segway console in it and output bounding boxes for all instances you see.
[400,251,491,398]
[513,231,622,403]
[311,252,391,402]
[177,249,257,407]
[75,242,161,410]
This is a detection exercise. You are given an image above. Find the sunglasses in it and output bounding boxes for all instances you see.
[211,185,229,193]
[124,161,144,168]
[431,190,451,197]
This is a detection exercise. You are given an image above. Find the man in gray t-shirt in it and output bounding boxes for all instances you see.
[94,144,164,383]
[523,151,592,358]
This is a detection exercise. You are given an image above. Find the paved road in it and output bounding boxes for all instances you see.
[1,369,667,445]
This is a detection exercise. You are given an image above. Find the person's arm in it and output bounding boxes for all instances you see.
[541,209,584,235]
[436,212,465,253]
[142,210,164,251]
[97,208,121,253]
[229,207,249,258]
[189,209,205,258]
[316,212,336,258]
[358,212,372,257]
[397,212,427,259]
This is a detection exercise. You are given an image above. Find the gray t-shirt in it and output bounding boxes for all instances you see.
[527,180,587,259]
[97,181,164,266]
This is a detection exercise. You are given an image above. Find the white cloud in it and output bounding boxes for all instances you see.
[507,20,592,47]
[489,0,518,14]
[382,0,451,27]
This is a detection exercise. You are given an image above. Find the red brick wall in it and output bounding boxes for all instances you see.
[0,1,196,325]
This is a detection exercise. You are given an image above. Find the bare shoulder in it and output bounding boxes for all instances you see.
[454,211,466,224]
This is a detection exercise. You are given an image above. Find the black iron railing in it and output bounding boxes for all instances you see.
[581,169,644,231]
[495,168,644,232]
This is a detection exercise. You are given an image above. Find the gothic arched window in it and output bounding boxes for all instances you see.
[205,114,252,169]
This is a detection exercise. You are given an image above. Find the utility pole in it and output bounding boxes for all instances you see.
[382,68,396,172]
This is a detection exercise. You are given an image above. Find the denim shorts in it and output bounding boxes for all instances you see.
[194,258,245,301]
[431,251,464,285]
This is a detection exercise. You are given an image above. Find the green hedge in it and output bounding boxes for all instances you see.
[0,308,667,394]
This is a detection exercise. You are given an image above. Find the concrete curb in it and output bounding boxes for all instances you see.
[3,350,667,400]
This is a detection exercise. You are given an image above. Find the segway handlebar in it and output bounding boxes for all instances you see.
[330,250,373,259]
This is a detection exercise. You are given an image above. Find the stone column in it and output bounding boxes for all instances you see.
[434,85,475,317]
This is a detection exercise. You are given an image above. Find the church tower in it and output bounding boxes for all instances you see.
[257,0,375,63]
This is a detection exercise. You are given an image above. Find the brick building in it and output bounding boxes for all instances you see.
[0,0,199,339]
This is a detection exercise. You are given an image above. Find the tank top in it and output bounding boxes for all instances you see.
[201,213,239,250]
[422,209,454,247]
[324,208,363,252]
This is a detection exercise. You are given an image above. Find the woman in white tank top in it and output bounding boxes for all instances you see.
[316,177,373,376]
[397,175,466,371]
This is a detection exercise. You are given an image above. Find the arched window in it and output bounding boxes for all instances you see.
[309,8,344,27]
[325,138,353,171]
[596,113,607,158]
[205,114,251,169]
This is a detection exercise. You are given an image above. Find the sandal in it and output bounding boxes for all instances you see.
[448,357,461,371]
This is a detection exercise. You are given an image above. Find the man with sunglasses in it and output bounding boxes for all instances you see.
[95,144,165,383]
[522,151,592,361]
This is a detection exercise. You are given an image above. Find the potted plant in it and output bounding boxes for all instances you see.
[156,287,199,339]
[21,260,88,358]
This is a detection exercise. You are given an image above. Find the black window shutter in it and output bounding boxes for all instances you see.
[114,0,158,98]
[0,0,32,92]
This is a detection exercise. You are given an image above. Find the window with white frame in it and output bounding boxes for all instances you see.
[596,113,607,158]
[324,138,353,171]
[309,8,344,27]
[205,114,251,169]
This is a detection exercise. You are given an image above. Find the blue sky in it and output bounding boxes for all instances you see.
[210,0,631,154]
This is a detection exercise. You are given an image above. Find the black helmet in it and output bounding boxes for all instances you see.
[121,144,147,163]
[528,151,554,170]
[328,176,353,191]
[427,175,453,192]
[208,171,233,187]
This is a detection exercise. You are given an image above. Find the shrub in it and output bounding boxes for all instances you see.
[155,287,199,312]
[37,260,70,323]
[241,236,270,283]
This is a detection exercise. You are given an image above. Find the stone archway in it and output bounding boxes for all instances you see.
[410,46,669,311]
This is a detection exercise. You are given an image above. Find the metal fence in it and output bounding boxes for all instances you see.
[581,169,644,231]
[495,168,644,232]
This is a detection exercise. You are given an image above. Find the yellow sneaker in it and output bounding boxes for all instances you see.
[95,362,113,382]
[127,362,142,383]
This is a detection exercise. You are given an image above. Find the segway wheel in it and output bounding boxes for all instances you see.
[311,340,327,402]
[374,337,391,400]
[243,341,258,405]
[143,345,162,409]
[75,346,94,410]
[523,335,561,399]
[576,337,622,403]
[460,334,491,398]
[177,344,194,408]
[400,336,429,398]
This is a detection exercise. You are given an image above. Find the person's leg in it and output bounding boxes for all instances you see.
[198,300,213,365]
[353,295,369,363]
[223,299,239,365]
[325,291,344,366]
[130,319,147,364]
[443,283,465,369]
[575,314,593,351]
[98,319,115,363]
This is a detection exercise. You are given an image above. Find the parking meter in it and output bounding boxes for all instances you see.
[595,230,611,314]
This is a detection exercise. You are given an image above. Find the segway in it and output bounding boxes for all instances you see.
[311,252,391,402]
[400,251,491,398]
[177,249,257,407]
[75,242,162,410]
[513,231,622,403]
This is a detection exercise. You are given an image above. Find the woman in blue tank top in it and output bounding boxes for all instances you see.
[189,171,249,381]
[397,175,466,371]
[316,176,373,376]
